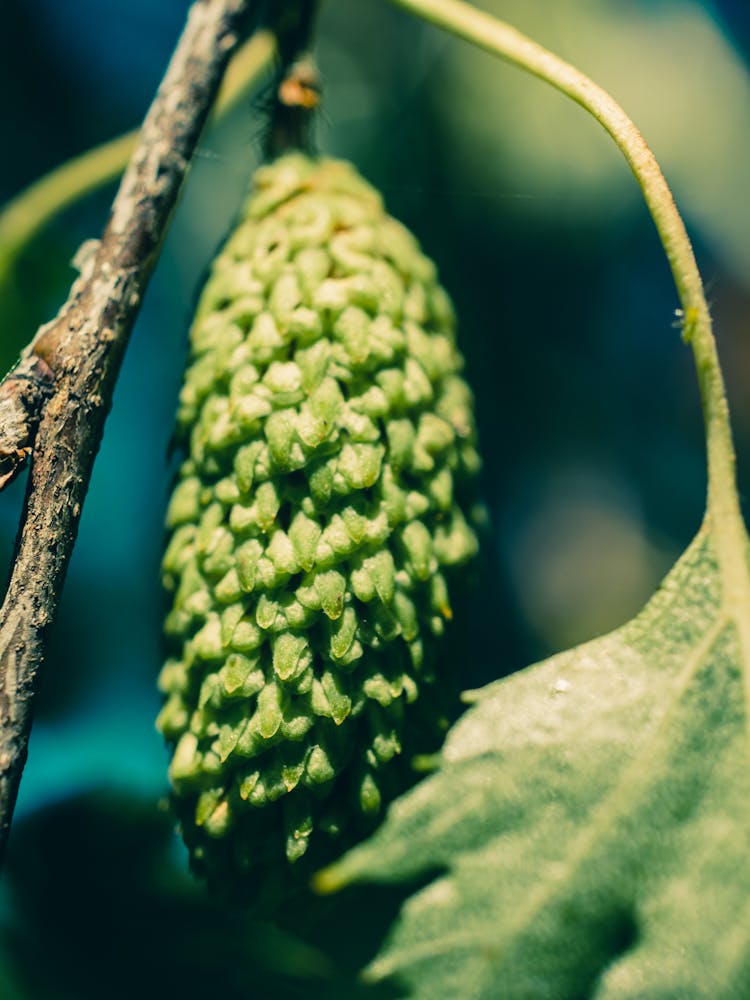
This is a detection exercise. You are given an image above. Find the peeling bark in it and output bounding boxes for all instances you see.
[0,358,54,491]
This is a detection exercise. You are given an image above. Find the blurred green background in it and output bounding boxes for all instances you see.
[0,0,748,996]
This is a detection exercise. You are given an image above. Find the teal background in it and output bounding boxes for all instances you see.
[0,1,748,996]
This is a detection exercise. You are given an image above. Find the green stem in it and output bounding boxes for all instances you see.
[386,0,740,530]
[0,132,137,276]
[0,29,276,284]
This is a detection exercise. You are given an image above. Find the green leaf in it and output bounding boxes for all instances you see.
[317,519,750,997]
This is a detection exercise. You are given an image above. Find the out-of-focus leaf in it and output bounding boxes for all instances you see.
[2,791,399,1000]
[437,0,750,286]
[319,520,750,997]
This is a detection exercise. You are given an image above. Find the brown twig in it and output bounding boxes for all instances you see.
[266,0,322,158]
[0,359,54,491]
[0,0,257,868]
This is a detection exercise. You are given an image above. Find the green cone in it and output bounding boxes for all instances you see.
[158,154,481,890]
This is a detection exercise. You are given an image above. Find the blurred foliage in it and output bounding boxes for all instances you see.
[0,0,748,996]
[0,791,402,999]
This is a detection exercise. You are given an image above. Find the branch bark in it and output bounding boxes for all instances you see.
[0,0,256,867]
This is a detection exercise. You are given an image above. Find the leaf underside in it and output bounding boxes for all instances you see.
[320,521,750,999]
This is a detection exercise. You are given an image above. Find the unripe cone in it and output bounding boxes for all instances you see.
[158,154,480,889]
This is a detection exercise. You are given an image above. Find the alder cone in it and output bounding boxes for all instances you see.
[158,154,481,890]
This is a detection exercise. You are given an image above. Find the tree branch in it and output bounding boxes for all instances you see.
[0,0,257,868]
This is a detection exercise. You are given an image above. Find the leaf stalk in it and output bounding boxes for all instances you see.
[0,29,276,294]
[385,0,742,533]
